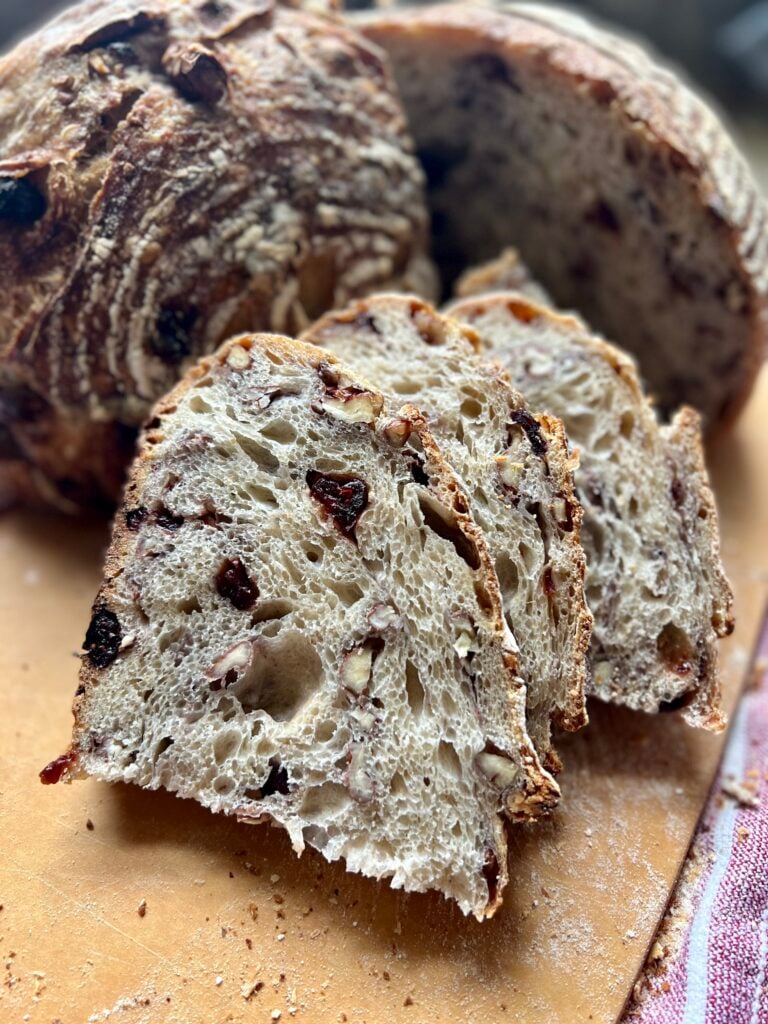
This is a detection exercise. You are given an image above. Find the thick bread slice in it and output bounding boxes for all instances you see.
[448,290,734,730]
[0,0,435,512]
[359,2,768,427]
[45,331,559,919]
[302,295,591,767]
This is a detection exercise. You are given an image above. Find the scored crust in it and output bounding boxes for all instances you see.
[45,330,561,918]
[359,1,768,428]
[0,0,434,511]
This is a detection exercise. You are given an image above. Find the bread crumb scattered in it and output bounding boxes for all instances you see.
[215,976,223,987]
[137,900,147,918]
[271,1011,282,1020]
[403,994,414,1007]
[737,826,750,842]
[241,979,263,1001]
[270,874,281,884]
[721,777,759,807]
[248,902,259,921]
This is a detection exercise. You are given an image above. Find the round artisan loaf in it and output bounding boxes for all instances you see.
[359,2,768,428]
[0,0,434,511]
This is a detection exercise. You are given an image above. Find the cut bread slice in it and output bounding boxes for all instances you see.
[447,289,734,730]
[359,2,768,427]
[302,295,591,767]
[43,331,559,919]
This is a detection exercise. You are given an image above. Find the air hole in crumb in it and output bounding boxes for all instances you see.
[234,433,279,471]
[177,596,202,615]
[158,626,185,654]
[252,599,294,626]
[246,483,278,506]
[657,623,695,675]
[231,631,323,721]
[304,545,323,564]
[315,719,336,742]
[390,772,407,797]
[325,579,364,608]
[437,740,462,779]
[496,552,520,598]
[460,396,483,418]
[418,493,480,570]
[405,660,425,716]
[213,729,241,764]
[300,782,350,820]
[423,776,431,787]
[155,737,174,758]
[619,411,635,438]
[213,775,236,795]
[260,419,297,445]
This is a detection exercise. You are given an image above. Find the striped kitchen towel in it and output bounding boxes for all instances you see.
[625,615,768,1024]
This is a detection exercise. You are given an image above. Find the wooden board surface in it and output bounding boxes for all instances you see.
[1,367,766,1024]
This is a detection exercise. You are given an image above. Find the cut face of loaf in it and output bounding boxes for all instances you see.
[448,291,734,730]
[359,2,768,427]
[302,295,591,767]
[49,332,560,919]
[0,0,434,512]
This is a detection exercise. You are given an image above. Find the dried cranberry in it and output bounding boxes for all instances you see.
[84,607,122,668]
[306,471,369,539]
[215,557,259,610]
[260,760,289,797]
[40,752,77,785]
[154,506,184,530]
[510,410,547,458]
[125,506,148,530]
[149,305,198,364]
[0,177,46,225]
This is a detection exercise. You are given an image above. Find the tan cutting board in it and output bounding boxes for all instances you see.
[1,367,766,1024]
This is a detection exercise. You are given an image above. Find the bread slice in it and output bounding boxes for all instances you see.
[0,0,435,512]
[43,331,560,919]
[302,295,591,767]
[447,289,734,730]
[455,247,551,306]
[359,2,768,427]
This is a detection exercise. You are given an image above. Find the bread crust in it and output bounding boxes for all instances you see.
[359,2,768,429]
[0,0,433,511]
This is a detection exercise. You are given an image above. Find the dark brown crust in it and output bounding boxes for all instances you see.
[359,2,768,429]
[0,0,433,511]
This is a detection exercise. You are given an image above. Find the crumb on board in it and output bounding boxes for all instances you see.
[403,995,414,1007]
[737,826,750,842]
[721,777,759,807]
[137,900,147,918]
[86,819,94,831]
[241,979,264,1001]
[748,655,767,689]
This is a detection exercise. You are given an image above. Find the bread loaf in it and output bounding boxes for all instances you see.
[360,2,768,427]
[302,294,591,767]
[0,0,434,511]
[43,331,559,918]
[448,287,734,729]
